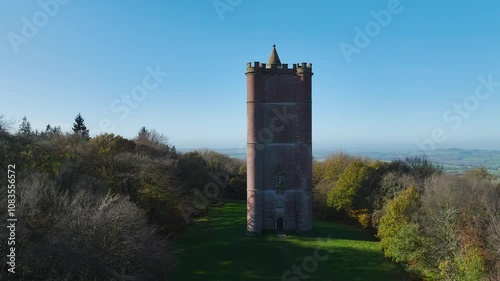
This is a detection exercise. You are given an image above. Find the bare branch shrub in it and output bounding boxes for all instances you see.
[1,173,175,281]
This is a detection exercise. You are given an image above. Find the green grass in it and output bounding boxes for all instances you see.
[172,200,411,281]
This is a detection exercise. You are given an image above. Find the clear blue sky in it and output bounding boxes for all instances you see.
[1,0,499,151]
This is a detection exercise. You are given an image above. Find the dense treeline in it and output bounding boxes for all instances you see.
[313,152,500,280]
[0,115,245,280]
[3,113,500,280]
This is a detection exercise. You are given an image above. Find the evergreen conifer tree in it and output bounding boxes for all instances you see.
[72,113,90,139]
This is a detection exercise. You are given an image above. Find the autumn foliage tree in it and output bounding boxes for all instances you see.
[312,152,499,279]
[0,113,247,280]
[377,186,425,264]
[327,160,370,211]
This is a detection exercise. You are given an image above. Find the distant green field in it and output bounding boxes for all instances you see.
[202,148,500,177]
[172,201,411,281]
[345,148,500,176]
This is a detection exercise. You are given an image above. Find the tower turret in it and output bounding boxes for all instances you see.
[267,44,281,67]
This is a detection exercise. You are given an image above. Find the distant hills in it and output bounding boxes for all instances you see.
[347,148,500,176]
[180,147,500,176]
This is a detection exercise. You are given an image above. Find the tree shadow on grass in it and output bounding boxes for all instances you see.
[172,200,411,281]
[173,239,410,281]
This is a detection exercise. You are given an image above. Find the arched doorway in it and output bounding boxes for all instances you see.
[276,217,284,233]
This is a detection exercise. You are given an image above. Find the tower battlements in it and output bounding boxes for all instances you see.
[245,61,313,75]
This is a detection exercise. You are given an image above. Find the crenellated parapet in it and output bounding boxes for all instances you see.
[246,61,313,75]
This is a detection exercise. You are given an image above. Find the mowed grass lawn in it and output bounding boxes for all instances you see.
[172,200,411,281]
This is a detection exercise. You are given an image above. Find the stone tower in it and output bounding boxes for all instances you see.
[246,45,313,234]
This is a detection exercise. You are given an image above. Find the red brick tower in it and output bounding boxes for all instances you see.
[246,45,313,234]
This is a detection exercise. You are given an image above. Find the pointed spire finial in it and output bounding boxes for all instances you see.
[268,44,281,66]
